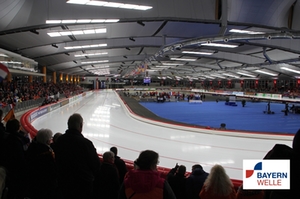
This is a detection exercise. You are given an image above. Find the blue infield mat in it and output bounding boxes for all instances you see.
[139,101,300,135]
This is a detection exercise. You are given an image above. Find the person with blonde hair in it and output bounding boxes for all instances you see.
[199,164,236,199]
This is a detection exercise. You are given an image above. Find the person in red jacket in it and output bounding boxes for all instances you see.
[199,164,236,199]
[118,150,176,199]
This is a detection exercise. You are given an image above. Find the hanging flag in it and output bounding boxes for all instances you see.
[3,108,15,123]
[0,63,9,82]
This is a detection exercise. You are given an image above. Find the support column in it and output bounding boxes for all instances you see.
[53,71,56,84]
[66,74,69,82]
[60,73,63,82]
[43,66,46,83]
[6,71,12,82]
[29,75,33,83]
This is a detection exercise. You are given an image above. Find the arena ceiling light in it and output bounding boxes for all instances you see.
[81,60,109,64]
[223,73,240,78]
[64,43,107,50]
[229,29,265,34]
[236,72,256,77]
[47,28,106,37]
[280,67,300,74]
[170,58,197,61]
[162,63,184,66]
[255,70,278,76]
[66,0,152,10]
[201,43,238,48]
[181,51,214,55]
[46,19,119,24]
[74,52,108,57]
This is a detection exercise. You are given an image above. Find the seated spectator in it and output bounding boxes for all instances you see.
[118,150,176,199]
[94,151,120,199]
[110,146,127,184]
[166,163,187,199]
[186,164,209,199]
[25,128,57,199]
[199,164,236,199]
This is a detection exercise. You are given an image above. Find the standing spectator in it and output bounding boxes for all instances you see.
[55,113,101,199]
[0,119,28,199]
[118,150,176,199]
[110,146,127,184]
[50,132,62,153]
[186,164,209,199]
[94,151,120,199]
[199,164,236,199]
[166,163,187,199]
[25,128,57,199]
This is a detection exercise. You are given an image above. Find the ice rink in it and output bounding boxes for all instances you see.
[31,90,294,180]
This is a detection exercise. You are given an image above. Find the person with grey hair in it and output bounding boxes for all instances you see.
[25,128,57,199]
[55,113,101,199]
[93,151,120,199]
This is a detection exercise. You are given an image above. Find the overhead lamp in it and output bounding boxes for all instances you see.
[0,54,8,57]
[223,73,240,78]
[46,19,119,24]
[162,63,183,66]
[73,60,77,64]
[170,58,197,61]
[255,70,277,76]
[181,51,213,55]
[66,0,152,10]
[51,44,58,48]
[229,29,265,35]
[74,52,108,57]
[81,60,109,64]
[129,37,135,42]
[201,43,238,48]
[137,21,145,26]
[123,56,127,58]
[47,28,106,37]
[280,67,300,74]
[64,43,107,50]
[236,72,256,77]
[126,47,130,50]
[210,74,225,78]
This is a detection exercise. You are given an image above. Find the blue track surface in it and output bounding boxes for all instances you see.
[139,101,300,134]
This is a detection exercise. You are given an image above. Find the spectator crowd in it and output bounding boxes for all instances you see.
[0,105,299,198]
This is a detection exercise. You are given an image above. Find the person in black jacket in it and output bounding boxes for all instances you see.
[25,128,57,199]
[94,151,120,199]
[55,113,101,199]
[0,119,28,199]
[166,164,187,199]
[186,164,209,199]
[110,146,127,184]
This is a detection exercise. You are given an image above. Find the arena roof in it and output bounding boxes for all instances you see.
[1,0,300,81]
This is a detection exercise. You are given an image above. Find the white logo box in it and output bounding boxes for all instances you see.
[243,159,290,190]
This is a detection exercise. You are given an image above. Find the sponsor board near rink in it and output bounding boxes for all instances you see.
[243,160,290,189]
